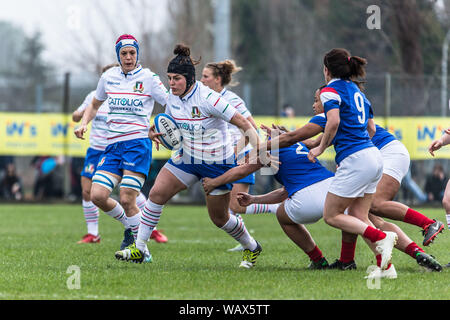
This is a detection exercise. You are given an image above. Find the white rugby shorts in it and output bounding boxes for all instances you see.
[284,177,333,225]
[379,140,410,184]
[328,147,383,198]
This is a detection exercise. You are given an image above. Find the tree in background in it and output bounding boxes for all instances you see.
[232,0,328,116]
[167,0,214,79]
[231,0,446,117]
[0,25,53,112]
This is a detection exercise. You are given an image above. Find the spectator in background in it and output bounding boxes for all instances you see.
[0,156,14,181]
[425,164,447,202]
[31,156,62,200]
[0,162,23,200]
[281,104,295,118]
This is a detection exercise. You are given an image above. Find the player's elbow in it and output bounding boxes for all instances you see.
[72,113,82,122]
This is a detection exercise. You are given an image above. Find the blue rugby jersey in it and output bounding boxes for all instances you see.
[272,142,334,197]
[309,115,395,151]
[320,79,375,164]
[371,124,396,149]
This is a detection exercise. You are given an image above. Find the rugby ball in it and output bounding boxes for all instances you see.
[154,113,182,150]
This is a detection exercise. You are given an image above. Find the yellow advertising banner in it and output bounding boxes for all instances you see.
[1,112,449,160]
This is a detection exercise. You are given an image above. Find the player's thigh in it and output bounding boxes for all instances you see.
[276,201,295,225]
[348,193,374,225]
[373,173,400,202]
[149,167,187,204]
[323,192,354,220]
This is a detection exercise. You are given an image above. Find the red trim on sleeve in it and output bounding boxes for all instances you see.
[320,87,338,95]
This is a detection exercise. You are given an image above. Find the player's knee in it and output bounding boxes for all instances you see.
[119,192,134,210]
[323,213,338,227]
[81,189,91,202]
[211,214,228,228]
[148,183,172,205]
[369,198,383,215]
[229,202,245,215]
[323,215,333,226]
[90,190,107,207]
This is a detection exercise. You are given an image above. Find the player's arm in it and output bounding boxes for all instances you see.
[73,93,95,122]
[302,134,323,149]
[74,98,103,140]
[202,163,262,195]
[367,118,376,138]
[237,188,289,206]
[263,122,323,151]
[72,109,84,122]
[429,127,450,156]
[230,112,260,154]
[246,115,258,130]
[151,73,169,107]
[308,108,339,163]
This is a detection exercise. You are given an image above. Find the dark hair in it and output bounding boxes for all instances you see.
[168,44,201,95]
[323,48,367,88]
[205,59,242,87]
[172,44,201,66]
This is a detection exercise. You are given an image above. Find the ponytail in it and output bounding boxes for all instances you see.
[324,48,367,88]
[205,59,242,87]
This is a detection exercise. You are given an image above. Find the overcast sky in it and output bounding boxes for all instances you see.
[0,0,168,75]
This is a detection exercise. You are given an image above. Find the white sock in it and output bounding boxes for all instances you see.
[82,200,99,236]
[136,192,158,231]
[245,203,280,214]
[127,212,141,240]
[136,192,147,211]
[104,200,129,228]
[137,199,164,251]
[446,214,450,230]
[221,214,257,250]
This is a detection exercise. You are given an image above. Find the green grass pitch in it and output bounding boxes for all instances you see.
[0,204,448,300]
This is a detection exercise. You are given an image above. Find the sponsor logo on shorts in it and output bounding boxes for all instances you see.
[123,162,135,167]
[85,164,95,174]
[98,157,106,167]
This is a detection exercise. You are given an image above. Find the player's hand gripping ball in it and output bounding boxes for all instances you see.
[154,113,182,150]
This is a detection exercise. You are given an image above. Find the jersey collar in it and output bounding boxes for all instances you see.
[120,65,143,77]
[180,81,199,102]
[327,78,340,85]
[220,88,227,96]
